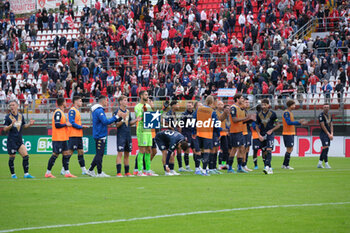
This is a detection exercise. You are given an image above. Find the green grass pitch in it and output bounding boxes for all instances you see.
[0,154,349,233]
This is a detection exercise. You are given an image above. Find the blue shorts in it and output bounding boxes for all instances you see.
[244,133,252,147]
[183,132,200,152]
[283,135,295,148]
[261,133,274,150]
[117,135,132,152]
[213,136,220,147]
[197,136,213,150]
[155,137,167,151]
[52,141,68,154]
[68,137,83,151]
[230,132,244,148]
[320,133,331,147]
[252,139,261,150]
[7,138,23,155]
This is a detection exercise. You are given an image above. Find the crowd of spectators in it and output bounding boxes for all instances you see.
[0,0,349,110]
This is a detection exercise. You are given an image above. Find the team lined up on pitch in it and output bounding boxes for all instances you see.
[4,92,333,178]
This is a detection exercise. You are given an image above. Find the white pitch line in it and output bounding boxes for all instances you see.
[0,202,349,233]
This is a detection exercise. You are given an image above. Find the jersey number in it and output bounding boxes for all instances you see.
[165,130,175,136]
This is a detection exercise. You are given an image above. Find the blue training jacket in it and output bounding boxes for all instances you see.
[91,104,117,139]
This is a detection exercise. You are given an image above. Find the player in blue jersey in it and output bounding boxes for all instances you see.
[317,104,333,169]
[179,101,197,172]
[114,95,141,177]
[256,99,280,175]
[4,100,35,179]
[163,100,187,172]
[154,130,189,176]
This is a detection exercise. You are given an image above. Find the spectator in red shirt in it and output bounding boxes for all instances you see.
[309,73,319,94]
[41,70,49,94]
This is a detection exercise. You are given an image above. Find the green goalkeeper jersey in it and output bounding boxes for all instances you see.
[135,103,153,135]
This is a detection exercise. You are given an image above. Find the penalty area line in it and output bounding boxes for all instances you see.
[0,202,350,232]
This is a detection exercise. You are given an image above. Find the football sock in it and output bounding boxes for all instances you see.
[266,151,272,167]
[143,155,146,170]
[214,152,218,169]
[218,151,223,165]
[116,164,122,174]
[22,155,29,173]
[78,154,85,167]
[134,154,138,170]
[209,153,214,169]
[144,153,151,171]
[9,157,15,175]
[228,157,234,169]
[253,150,258,166]
[194,154,200,168]
[202,152,209,170]
[124,165,129,174]
[137,153,144,172]
[283,152,291,166]
[62,155,71,171]
[177,153,182,168]
[169,163,174,171]
[323,147,329,163]
[163,165,167,171]
[245,152,248,166]
[237,157,243,169]
[184,153,189,166]
[47,154,57,171]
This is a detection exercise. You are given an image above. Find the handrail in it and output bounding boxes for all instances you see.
[289,16,345,41]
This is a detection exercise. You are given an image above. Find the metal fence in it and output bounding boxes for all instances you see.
[1,45,349,75]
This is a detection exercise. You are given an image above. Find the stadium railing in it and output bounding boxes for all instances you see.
[1,45,348,75]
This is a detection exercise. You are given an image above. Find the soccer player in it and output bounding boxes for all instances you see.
[217,104,231,170]
[134,90,158,176]
[228,94,254,173]
[164,100,186,172]
[61,96,89,175]
[317,104,333,169]
[45,97,75,178]
[282,100,307,170]
[86,96,118,177]
[155,130,189,176]
[256,99,280,175]
[4,100,35,179]
[114,95,141,177]
[193,96,226,176]
[179,101,197,172]
[251,104,262,169]
[242,97,253,172]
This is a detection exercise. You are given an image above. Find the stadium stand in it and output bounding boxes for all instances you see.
[0,0,349,113]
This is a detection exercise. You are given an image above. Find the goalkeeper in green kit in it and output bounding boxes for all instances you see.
[134,90,159,176]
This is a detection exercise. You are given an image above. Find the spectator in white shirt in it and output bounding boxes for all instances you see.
[161,26,169,40]
[0,87,6,108]
[238,13,246,34]
[201,10,207,31]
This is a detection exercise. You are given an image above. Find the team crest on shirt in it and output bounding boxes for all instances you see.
[9,114,22,131]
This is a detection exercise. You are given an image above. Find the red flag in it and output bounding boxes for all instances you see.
[66,16,74,29]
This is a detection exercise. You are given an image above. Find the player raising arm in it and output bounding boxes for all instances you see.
[4,100,35,179]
